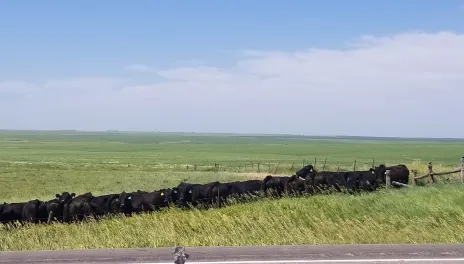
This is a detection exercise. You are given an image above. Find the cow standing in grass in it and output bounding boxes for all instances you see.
[306,170,347,194]
[295,164,314,179]
[119,189,169,215]
[175,182,219,208]
[284,175,305,196]
[344,169,379,193]
[209,179,263,206]
[0,202,27,225]
[63,192,94,222]
[261,175,291,197]
[88,193,122,217]
[373,164,410,186]
[163,187,179,206]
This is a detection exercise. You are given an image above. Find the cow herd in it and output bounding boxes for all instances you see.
[0,163,410,227]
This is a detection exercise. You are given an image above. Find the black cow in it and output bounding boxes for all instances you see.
[119,189,169,215]
[21,199,45,223]
[0,192,75,225]
[42,192,76,222]
[0,202,27,225]
[63,192,96,222]
[344,169,379,193]
[209,179,264,206]
[295,164,314,179]
[284,175,306,196]
[307,170,347,194]
[65,191,129,221]
[262,175,291,197]
[373,164,410,186]
[208,182,233,207]
[176,182,218,207]
[163,187,179,206]
[210,179,264,206]
[87,193,122,217]
[228,180,263,197]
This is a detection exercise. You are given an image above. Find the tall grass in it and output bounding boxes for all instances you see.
[1,184,464,251]
[1,132,463,251]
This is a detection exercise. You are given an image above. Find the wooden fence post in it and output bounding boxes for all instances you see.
[353,160,357,171]
[412,170,418,185]
[461,157,464,184]
[428,162,435,183]
[385,169,391,189]
[322,157,327,170]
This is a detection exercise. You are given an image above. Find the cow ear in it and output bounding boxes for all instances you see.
[71,193,76,197]
[55,194,60,198]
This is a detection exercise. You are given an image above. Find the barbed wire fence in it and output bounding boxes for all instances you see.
[184,158,394,174]
[0,157,459,175]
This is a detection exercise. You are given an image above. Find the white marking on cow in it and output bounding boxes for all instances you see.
[130,258,464,264]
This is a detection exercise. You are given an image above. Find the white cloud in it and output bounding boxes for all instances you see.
[2,31,464,137]
[123,64,153,72]
[157,66,235,82]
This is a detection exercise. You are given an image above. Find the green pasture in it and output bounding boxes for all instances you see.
[0,130,463,250]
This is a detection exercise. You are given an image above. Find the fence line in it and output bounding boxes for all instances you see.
[411,158,464,185]
[183,159,380,174]
[2,158,460,175]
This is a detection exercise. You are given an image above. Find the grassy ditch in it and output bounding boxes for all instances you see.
[1,184,464,251]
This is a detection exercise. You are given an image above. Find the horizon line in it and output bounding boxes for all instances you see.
[1,128,463,141]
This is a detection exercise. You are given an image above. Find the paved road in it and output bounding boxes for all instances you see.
[1,244,464,264]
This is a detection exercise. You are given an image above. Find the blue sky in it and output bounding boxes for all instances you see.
[1,0,464,137]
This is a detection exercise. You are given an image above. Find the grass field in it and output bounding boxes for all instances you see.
[0,130,464,251]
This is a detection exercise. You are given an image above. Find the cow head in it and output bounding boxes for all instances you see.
[176,183,193,207]
[372,165,387,183]
[119,192,132,209]
[295,164,314,179]
[55,192,76,205]
[164,187,179,205]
